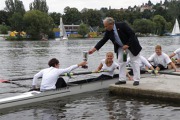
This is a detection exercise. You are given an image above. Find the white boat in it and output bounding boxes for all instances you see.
[171,19,180,36]
[55,17,68,41]
[0,77,118,110]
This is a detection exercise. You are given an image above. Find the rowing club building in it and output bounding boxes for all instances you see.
[53,24,80,38]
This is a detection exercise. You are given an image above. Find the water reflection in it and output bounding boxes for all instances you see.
[0,89,180,120]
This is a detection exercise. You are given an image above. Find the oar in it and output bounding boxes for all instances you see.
[157,71,180,76]
[127,67,180,76]
[0,71,107,83]
[63,71,105,77]
[142,69,180,76]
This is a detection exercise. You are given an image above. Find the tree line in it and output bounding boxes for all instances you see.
[0,0,180,39]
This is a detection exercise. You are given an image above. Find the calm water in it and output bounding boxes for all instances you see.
[0,37,180,120]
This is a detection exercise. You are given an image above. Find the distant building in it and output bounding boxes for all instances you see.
[64,25,80,34]
[53,24,80,37]
[140,3,153,12]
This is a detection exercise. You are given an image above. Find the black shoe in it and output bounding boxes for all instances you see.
[115,81,126,85]
[133,81,139,86]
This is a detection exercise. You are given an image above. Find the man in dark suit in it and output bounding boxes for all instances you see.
[88,17,142,86]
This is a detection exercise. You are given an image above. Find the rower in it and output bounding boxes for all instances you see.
[169,48,180,66]
[31,58,87,91]
[93,52,132,81]
[148,45,180,73]
[127,55,154,75]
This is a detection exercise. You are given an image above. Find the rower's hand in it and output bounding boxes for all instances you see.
[122,45,129,50]
[78,61,87,67]
[88,48,96,54]
[94,70,99,73]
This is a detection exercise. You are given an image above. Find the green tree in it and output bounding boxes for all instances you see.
[77,23,89,37]
[167,0,180,22]
[49,12,61,27]
[63,6,81,24]
[0,25,9,34]
[165,22,172,33]
[125,11,142,24]
[29,0,49,13]
[148,0,153,6]
[0,10,10,26]
[106,9,126,25]
[23,10,54,39]
[133,19,155,34]
[9,12,24,31]
[5,0,25,15]
[153,15,167,35]
[81,9,102,27]
[142,9,153,19]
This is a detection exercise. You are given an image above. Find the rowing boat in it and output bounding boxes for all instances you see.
[1,69,178,111]
[0,76,119,110]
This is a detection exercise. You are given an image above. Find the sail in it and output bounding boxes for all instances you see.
[171,19,180,35]
[62,22,68,40]
[56,17,68,41]
[60,17,64,38]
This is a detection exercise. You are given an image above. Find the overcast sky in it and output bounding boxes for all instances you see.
[0,0,163,13]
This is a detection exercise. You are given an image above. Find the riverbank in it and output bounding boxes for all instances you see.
[109,72,180,103]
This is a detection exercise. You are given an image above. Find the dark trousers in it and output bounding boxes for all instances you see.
[55,78,67,89]
[152,64,167,70]
[93,74,113,81]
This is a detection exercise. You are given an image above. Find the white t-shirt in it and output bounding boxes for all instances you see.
[174,48,180,59]
[127,56,152,70]
[32,65,78,91]
[148,52,171,68]
[101,59,119,77]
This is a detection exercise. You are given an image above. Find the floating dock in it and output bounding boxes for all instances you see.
[109,73,180,103]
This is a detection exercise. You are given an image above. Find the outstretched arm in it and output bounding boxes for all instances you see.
[168,62,179,72]
[94,63,103,72]
[169,53,176,58]
[89,32,109,54]
[60,61,87,74]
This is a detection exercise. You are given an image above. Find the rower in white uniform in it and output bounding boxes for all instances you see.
[169,48,180,65]
[32,58,87,91]
[148,45,179,72]
[94,52,132,80]
[127,55,154,75]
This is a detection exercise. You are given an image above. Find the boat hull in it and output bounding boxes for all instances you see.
[0,78,118,110]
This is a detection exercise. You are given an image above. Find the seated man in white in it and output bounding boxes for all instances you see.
[148,45,178,72]
[32,58,87,91]
[169,48,180,65]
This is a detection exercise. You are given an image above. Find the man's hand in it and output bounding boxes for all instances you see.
[122,45,129,50]
[88,48,97,54]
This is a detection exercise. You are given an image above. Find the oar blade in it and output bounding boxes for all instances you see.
[0,80,9,83]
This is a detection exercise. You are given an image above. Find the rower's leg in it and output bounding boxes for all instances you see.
[56,77,67,89]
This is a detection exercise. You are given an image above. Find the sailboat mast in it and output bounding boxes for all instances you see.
[60,17,64,38]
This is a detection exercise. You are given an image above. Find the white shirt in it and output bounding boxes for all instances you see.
[127,56,152,70]
[148,52,171,68]
[32,65,78,91]
[101,59,119,77]
[174,48,180,59]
